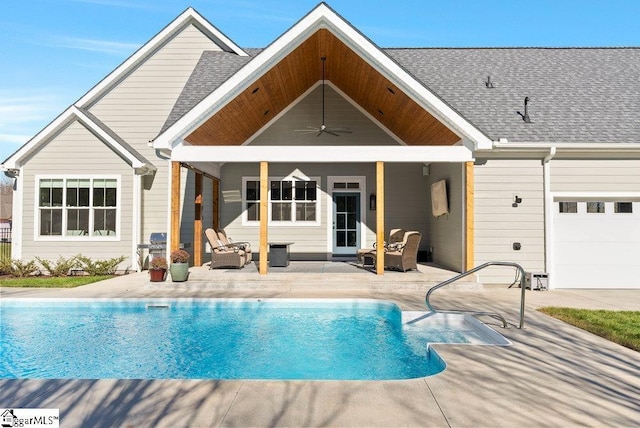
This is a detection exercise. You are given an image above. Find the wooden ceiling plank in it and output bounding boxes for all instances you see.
[186,29,460,147]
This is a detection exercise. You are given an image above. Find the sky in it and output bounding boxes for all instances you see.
[1,0,640,162]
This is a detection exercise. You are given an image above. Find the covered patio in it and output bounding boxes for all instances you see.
[154,5,492,276]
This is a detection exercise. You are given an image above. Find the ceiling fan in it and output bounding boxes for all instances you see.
[295,57,352,137]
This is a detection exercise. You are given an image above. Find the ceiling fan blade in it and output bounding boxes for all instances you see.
[294,128,320,134]
[316,130,323,137]
[325,130,340,136]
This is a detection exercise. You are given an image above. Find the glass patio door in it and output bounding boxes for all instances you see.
[332,192,360,255]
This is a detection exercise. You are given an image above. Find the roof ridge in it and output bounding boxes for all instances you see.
[383,46,640,50]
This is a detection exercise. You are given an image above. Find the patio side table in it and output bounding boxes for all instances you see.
[268,242,294,267]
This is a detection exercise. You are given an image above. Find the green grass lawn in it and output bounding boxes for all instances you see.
[538,307,640,352]
[0,275,113,288]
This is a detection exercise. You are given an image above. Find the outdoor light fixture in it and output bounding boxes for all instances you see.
[512,195,523,207]
[369,194,376,211]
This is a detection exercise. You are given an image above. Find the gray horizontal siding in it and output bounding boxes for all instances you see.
[427,163,464,272]
[474,159,545,284]
[20,120,135,270]
[551,160,640,192]
[89,24,219,243]
[250,85,399,146]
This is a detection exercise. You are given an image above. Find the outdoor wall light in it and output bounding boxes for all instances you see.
[369,194,376,211]
[512,195,523,207]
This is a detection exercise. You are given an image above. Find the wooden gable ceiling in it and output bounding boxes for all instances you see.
[185,29,460,147]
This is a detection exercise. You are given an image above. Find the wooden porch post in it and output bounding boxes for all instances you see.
[465,161,475,271]
[170,161,181,253]
[212,177,220,232]
[376,161,385,275]
[259,161,269,275]
[194,172,203,266]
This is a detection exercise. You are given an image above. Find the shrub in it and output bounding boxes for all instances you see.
[11,260,40,278]
[36,256,79,277]
[76,255,126,276]
[150,257,168,270]
[170,249,190,263]
[0,258,12,275]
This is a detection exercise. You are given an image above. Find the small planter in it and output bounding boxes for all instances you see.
[149,268,166,282]
[170,263,189,282]
[169,249,190,282]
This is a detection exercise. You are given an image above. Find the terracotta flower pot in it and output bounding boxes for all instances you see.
[149,268,166,282]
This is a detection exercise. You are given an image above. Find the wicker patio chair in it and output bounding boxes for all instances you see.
[217,229,252,263]
[205,228,246,269]
[356,228,406,267]
[384,231,421,272]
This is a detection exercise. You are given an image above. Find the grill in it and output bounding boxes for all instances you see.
[137,233,168,269]
[148,232,167,259]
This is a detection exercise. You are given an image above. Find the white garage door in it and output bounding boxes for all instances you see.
[553,200,640,288]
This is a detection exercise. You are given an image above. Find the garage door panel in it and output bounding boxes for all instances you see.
[554,263,640,288]
[553,200,640,289]
[555,242,638,265]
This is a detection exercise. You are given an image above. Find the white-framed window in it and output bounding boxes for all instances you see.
[242,176,320,225]
[36,176,120,239]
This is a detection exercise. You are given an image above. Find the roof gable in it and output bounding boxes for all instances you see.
[154,3,492,150]
[2,106,154,173]
[77,7,247,109]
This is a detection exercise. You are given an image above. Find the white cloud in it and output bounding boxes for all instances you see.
[0,89,69,161]
[0,93,62,127]
[49,37,141,55]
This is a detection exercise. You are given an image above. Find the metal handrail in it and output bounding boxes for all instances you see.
[425,261,527,329]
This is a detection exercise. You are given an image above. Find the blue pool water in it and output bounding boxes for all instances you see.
[0,298,503,380]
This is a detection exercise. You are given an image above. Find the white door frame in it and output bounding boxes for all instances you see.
[326,176,367,259]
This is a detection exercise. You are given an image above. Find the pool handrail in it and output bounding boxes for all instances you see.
[425,261,527,329]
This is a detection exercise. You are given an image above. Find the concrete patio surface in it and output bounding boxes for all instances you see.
[1,266,639,427]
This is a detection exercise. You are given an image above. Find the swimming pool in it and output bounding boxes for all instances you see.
[0,298,509,380]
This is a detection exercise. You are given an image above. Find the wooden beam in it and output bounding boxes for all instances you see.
[212,177,220,231]
[259,161,269,275]
[376,161,385,275]
[465,161,475,271]
[194,172,203,266]
[170,161,181,253]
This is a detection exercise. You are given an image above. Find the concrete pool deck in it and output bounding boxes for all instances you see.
[1,268,639,427]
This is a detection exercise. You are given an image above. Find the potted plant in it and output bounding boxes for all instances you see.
[169,249,190,282]
[149,257,167,282]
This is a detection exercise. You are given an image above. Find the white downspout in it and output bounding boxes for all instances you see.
[543,147,556,289]
[132,173,142,271]
[8,169,23,260]
[166,160,173,261]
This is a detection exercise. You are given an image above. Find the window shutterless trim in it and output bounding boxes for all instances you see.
[34,174,121,241]
[242,176,321,226]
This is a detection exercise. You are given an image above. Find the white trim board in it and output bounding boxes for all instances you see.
[170,145,473,163]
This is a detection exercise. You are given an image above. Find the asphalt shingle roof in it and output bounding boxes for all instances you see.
[163,47,640,144]
[160,49,261,134]
[387,48,640,143]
